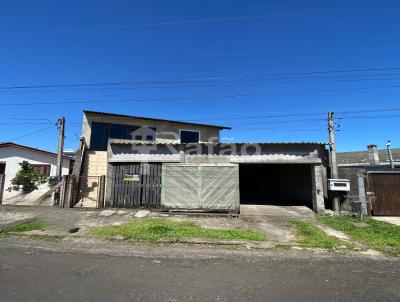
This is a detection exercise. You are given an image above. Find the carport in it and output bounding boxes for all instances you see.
[239,163,313,209]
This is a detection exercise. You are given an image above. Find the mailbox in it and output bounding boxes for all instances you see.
[328,179,350,192]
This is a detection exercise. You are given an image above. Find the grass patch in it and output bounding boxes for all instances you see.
[5,220,46,233]
[91,219,267,242]
[318,216,400,256]
[289,220,344,249]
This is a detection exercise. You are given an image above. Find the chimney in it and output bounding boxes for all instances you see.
[367,144,380,164]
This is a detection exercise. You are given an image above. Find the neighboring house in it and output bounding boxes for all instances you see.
[337,144,400,214]
[0,142,73,205]
[72,110,328,213]
[337,145,400,166]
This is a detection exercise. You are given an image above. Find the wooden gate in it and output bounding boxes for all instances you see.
[366,171,400,216]
[110,163,161,208]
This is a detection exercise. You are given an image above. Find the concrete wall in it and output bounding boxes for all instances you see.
[0,146,70,203]
[83,151,108,176]
[82,112,222,148]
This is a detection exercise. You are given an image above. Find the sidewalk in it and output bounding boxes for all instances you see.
[0,205,302,245]
[372,216,400,226]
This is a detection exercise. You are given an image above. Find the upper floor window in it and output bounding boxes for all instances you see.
[180,130,200,143]
[90,122,157,151]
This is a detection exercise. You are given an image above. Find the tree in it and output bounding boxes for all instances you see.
[8,161,48,194]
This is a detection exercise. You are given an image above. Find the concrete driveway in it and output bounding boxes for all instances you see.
[240,204,315,217]
[373,216,400,226]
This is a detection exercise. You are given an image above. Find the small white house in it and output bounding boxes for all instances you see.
[0,142,73,205]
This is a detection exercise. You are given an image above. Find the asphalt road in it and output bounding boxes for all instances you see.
[0,245,399,302]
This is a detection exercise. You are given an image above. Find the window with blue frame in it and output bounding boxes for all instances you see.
[90,122,138,151]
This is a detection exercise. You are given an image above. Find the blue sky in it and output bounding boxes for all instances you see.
[1,0,399,152]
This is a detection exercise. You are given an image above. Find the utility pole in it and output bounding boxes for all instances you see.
[328,112,340,212]
[386,140,395,169]
[56,117,65,178]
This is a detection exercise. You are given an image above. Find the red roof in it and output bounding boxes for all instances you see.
[0,142,73,160]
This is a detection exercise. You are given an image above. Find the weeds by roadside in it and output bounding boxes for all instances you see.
[3,220,46,233]
[289,220,347,249]
[318,216,400,256]
[91,218,267,242]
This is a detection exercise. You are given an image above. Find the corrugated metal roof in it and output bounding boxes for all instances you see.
[0,142,73,160]
[337,148,400,164]
[108,139,326,146]
[84,110,231,130]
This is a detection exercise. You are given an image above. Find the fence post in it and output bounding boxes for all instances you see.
[358,174,368,216]
[59,175,68,208]
[0,174,5,205]
[98,175,106,209]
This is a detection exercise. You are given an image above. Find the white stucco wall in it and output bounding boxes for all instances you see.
[0,146,71,202]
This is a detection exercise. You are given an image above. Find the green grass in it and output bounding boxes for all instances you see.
[289,220,345,249]
[91,219,267,242]
[318,216,400,256]
[5,220,46,233]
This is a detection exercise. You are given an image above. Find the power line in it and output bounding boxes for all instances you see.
[1,107,400,126]
[2,84,400,107]
[9,75,400,93]
[0,122,56,126]
[0,126,55,143]
[1,67,400,90]
[5,10,344,36]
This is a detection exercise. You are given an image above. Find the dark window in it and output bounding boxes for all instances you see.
[31,164,51,177]
[180,130,200,143]
[0,163,5,174]
[90,122,138,151]
[146,135,154,141]
[135,135,143,140]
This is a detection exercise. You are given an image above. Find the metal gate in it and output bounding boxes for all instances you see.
[366,171,400,216]
[110,163,161,208]
[161,164,239,212]
[65,176,105,208]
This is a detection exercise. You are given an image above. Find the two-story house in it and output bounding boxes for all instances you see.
[70,110,328,214]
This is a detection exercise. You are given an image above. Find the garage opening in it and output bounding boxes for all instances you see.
[239,164,313,209]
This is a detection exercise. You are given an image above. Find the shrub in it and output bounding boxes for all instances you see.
[8,161,48,194]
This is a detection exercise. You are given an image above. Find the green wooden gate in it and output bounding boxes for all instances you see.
[161,164,239,212]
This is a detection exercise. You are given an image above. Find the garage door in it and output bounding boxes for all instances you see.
[161,164,239,211]
[239,164,313,207]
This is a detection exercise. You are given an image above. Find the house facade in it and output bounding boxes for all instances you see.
[0,142,73,204]
[74,110,328,213]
